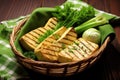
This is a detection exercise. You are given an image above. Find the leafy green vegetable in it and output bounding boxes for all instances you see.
[53,1,95,28]
[53,34,61,40]
[38,30,54,43]
[23,51,37,60]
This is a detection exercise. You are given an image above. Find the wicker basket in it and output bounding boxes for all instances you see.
[10,18,110,77]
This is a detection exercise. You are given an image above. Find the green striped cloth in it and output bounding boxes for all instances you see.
[0,16,29,80]
[0,54,29,80]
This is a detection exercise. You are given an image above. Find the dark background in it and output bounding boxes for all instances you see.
[0,0,120,80]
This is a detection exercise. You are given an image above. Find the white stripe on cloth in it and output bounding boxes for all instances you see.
[0,41,11,48]
[0,54,19,75]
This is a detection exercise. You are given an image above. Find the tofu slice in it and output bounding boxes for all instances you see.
[57,27,77,46]
[19,17,57,50]
[58,38,99,63]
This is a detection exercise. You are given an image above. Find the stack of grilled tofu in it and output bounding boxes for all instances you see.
[20,17,58,50]
[34,26,77,62]
[20,17,99,62]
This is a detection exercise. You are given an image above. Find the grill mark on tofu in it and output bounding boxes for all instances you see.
[43,41,52,46]
[50,21,57,26]
[51,17,58,24]
[60,36,77,44]
[37,27,47,33]
[21,38,36,49]
[72,43,86,58]
[49,45,62,52]
[24,34,38,43]
[44,25,53,30]
[79,39,91,50]
[28,32,39,39]
[58,50,72,62]
[52,17,57,21]
[42,46,61,53]
[67,46,82,60]
[87,41,98,49]
[42,53,58,61]
[41,44,56,53]
[26,42,36,48]
[59,38,74,45]
[47,22,57,29]
[43,27,51,31]
[65,48,80,61]
[23,36,37,44]
[65,34,77,41]
[22,36,37,47]
[73,40,89,58]
[68,31,77,37]
[44,17,57,29]
[34,27,45,34]
[39,43,62,59]
[39,38,63,52]
[40,48,57,56]
[79,41,92,54]
[69,44,84,60]
[46,24,55,29]
[28,31,39,39]
[42,41,63,52]
[78,38,98,52]
[45,37,56,43]
[46,22,57,29]
[63,49,73,60]
[78,42,90,57]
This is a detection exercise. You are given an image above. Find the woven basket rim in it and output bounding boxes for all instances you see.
[10,18,111,67]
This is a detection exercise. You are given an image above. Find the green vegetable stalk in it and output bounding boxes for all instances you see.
[75,14,109,35]
[95,9,120,26]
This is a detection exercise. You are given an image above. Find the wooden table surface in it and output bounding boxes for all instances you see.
[0,0,120,80]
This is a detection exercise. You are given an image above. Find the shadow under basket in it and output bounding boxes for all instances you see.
[10,18,111,77]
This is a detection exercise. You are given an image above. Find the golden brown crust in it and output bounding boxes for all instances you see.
[58,38,99,62]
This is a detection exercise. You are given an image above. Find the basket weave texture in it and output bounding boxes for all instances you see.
[10,18,110,77]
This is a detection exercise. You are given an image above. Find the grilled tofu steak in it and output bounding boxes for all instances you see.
[58,38,99,63]
[34,27,77,62]
[19,17,57,50]
[57,27,77,46]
